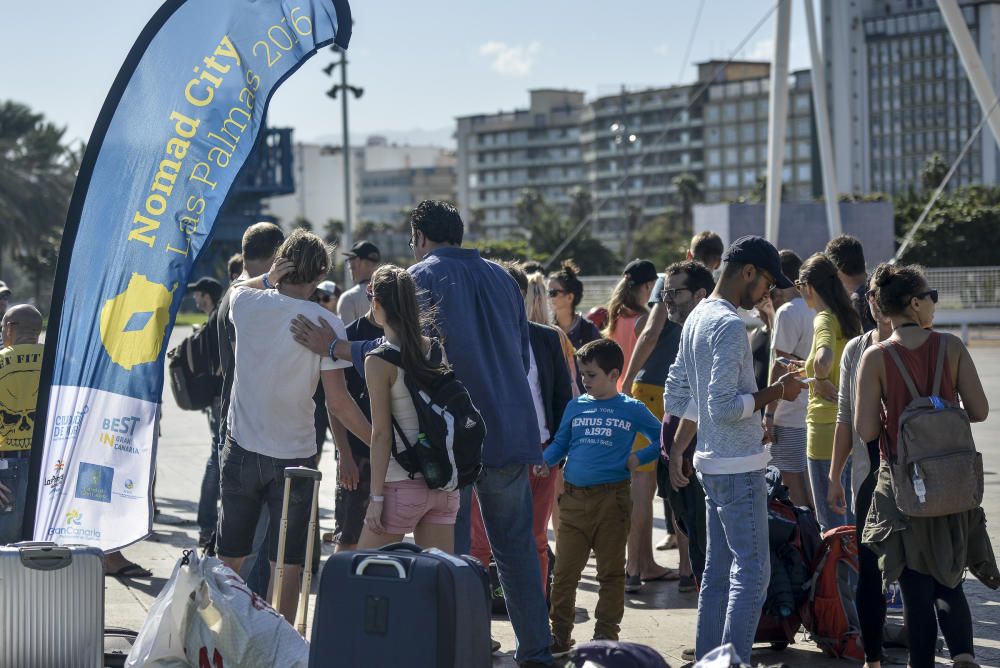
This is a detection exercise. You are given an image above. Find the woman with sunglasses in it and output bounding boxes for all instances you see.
[315,280,342,315]
[854,263,993,668]
[548,260,601,351]
[797,253,862,531]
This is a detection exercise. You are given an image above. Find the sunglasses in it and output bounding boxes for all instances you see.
[547,289,568,298]
[914,289,939,304]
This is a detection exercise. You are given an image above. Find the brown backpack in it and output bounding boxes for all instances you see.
[882,338,983,517]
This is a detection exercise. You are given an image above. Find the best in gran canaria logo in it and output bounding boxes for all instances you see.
[99,273,175,371]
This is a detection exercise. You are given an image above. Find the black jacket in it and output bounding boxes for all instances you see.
[527,322,573,442]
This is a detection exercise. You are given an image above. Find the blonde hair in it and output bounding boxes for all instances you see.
[524,272,551,325]
[604,276,647,337]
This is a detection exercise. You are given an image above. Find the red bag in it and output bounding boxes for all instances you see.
[807,525,865,661]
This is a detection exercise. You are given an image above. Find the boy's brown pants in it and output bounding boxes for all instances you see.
[549,479,631,643]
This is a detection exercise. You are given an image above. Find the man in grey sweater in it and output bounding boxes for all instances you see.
[665,235,804,663]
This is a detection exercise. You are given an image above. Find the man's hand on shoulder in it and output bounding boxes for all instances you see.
[291,315,336,356]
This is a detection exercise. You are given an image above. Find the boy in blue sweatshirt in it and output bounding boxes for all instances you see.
[537,338,661,653]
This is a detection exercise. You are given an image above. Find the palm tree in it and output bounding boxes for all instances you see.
[672,172,703,233]
[0,101,76,276]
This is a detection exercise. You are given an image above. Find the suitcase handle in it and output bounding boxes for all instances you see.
[284,466,322,480]
[18,544,73,571]
[380,542,422,554]
[356,556,407,579]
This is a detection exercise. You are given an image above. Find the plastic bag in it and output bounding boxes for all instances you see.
[126,551,308,668]
[694,643,743,668]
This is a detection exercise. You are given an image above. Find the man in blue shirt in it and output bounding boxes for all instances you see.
[538,338,660,655]
[290,201,553,667]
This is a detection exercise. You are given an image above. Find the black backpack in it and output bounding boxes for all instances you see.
[166,322,221,411]
[368,340,484,491]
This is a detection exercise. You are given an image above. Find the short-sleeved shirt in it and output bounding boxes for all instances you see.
[0,343,43,451]
[337,281,370,327]
[610,313,640,391]
[805,310,847,429]
[343,315,383,459]
[770,298,815,427]
[566,314,601,351]
[228,287,350,459]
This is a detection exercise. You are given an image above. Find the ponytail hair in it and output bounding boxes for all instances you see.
[370,264,448,386]
[800,253,862,339]
[871,262,925,316]
[551,260,584,309]
[604,276,648,338]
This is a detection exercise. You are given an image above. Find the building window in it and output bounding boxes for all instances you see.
[742,169,757,186]
[741,124,755,142]
[725,171,738,187]
[796,163,810,182]
[705,106,721,122]
[796,140,810,159]
[706,127,721,145]
[707,171,721,188]
[740,101,755,118]
[794,94,810,112]
[724,148,738,164]
[707,149,721,166]
[724,127,738,143]
[723,103,737,120]
[742,146,756,163]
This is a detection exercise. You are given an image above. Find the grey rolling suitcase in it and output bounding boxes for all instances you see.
[0,542,104,668]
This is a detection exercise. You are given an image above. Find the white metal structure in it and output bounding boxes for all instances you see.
[765,0,792,244]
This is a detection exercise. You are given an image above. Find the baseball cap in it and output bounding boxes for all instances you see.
[623,259,658,286]
[343,240,381,262]
[722,236,793,289]
[186,277,223,301]
[316,280,339,296]
[0,281,9,298]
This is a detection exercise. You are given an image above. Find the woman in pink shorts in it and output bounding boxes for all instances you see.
[357,265,460,551]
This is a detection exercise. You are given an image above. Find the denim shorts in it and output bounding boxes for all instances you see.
[217,439,316,565]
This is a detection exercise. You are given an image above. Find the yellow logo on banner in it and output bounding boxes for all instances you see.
[99,273,174,371]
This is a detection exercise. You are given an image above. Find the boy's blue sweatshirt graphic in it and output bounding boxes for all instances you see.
[544,394,661,487]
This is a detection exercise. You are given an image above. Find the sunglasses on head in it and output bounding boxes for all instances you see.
[914,289,939,304]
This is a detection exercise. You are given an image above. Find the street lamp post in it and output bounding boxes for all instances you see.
[610,89,638,259]
[323,47,363,287]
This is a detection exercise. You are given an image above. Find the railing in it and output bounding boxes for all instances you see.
[579,267,1000,340]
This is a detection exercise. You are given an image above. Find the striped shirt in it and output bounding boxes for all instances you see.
[664,297,771,474]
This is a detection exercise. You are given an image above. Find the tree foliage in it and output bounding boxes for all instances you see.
[514,188,620,274]
[895,185,1000,266]
[920,153,948,192]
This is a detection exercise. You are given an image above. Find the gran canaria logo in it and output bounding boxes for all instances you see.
[99,273,175,371]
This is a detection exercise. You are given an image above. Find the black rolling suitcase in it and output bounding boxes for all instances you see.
[309,542,491,668]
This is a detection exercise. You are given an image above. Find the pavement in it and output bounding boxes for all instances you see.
[104,330,1000,667]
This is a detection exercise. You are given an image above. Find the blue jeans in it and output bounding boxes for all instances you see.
[807,457,854,533]
[473,464,552,664]
[197,399,222,540]
[696,470,771,663]
[0,457,29,544]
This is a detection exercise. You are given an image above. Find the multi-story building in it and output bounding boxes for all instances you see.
[267,137,453,236]
[360,155,457,227]
[455,89,587,238]
[823,0,997,194]
[701,63,818,203]
[580,82,704,240]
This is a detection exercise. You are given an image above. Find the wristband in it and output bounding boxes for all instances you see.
[262,274,273,289]
[370,495,384,502]
[328,337,340,361]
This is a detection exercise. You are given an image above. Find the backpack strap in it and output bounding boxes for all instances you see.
[880,342,921,401]
[931,332,947,397]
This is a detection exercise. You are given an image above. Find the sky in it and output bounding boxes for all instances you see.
[1,1,813,148]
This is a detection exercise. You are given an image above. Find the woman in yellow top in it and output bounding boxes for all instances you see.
[797,253,861,532]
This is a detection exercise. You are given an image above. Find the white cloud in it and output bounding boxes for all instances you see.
[479,41,541,76]
[653,43,670,57]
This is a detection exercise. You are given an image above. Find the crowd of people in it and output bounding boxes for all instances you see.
[0,199,995,668]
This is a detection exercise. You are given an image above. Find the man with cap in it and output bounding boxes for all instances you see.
[664,235,806,663]
[337,240,380,325]
[315,280,341,315]
[0,281,11,322]
[187,276,225,551]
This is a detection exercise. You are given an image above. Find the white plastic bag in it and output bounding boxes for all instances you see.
[694,642,744,668]
[126,551,309,668]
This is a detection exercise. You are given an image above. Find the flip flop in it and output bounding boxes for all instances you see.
[641,569,680,582]
[105,563,153,578]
